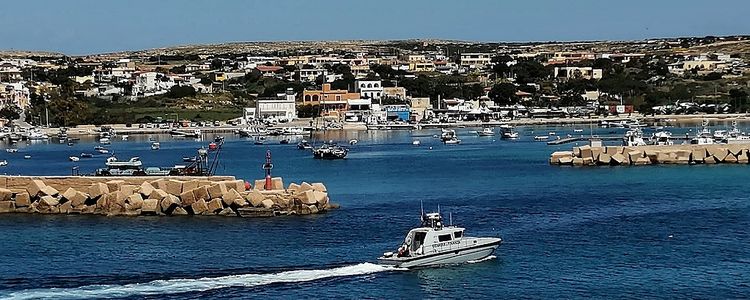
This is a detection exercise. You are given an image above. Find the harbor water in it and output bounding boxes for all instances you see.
[0,125,749,299]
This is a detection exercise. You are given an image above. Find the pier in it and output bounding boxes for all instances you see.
[0,176,336,217]
[550,144,750,166]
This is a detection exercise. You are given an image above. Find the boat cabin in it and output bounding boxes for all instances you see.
[398,213,465,257]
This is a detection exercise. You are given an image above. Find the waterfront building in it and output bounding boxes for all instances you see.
[301,83,360,115]
[355,80,384,100]
[383,87,407,100]
[246,88,297,121]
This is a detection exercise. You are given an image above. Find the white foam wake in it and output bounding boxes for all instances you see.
[467,255,496,264]
[1,263,399,300]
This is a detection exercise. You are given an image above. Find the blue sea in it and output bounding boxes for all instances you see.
[0,124,749,299]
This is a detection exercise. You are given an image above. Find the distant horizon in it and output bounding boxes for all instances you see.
[2,34,748,57]
[1,0,748,55]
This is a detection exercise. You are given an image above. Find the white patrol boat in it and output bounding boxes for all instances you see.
[378,212,501,268]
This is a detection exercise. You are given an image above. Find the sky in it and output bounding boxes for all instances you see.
[0,0,748,55]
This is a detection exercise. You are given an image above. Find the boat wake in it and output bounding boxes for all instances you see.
[467,255,496,264]
[1,263,400,300]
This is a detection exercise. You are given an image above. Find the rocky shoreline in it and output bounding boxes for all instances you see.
[0,176,336,217]
[550,144,750,166]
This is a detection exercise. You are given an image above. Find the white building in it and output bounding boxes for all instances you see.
[459,53,492,68]
[249,88,297,121]
[298,68,328,82]
[354,80,383,100]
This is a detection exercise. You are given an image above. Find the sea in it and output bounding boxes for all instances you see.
[0,123,749,299]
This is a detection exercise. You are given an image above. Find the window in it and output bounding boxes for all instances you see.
[312,95,319,102]
[304,95,311,102]
[454,231,463,239]
[438,234,452,242]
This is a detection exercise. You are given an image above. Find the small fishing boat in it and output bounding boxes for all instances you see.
[0,160,7,166]
[533,135,549,141]
[151,142,160,150]
[297,140,313,150]
[312,142,349,159]
[475,128,494,136]
[443,138,461,145]
[99,137,111,144]
[80,153,94,158]
[23,155,31,159]
[182,156,197,162]
[5,149,17,153]
[378,211,502,268]
[412,140,421,146]
[121,135,129,141]
[97,149,109,154]
[69,156,80,162]
[349,139,358,145]
[573,129,584,133]
[499,125,519,139]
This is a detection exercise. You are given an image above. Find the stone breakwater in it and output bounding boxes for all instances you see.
[550,144,750,166]
[0,176,336,217]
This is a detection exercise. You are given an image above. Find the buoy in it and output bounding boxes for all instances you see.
[429,146,433,150]
[245,181,251,190]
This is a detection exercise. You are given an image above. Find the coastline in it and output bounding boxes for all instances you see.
[33,113,750,137]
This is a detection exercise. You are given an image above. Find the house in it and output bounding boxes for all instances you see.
[355,80,384,100]
[553,67,603,80]
[298,68,328,82]
[301,83,360,113]
[408,61,436,72]
[383,87,407,100]
[409,97,432,122]
[248,88,297,121]
[459,53,492,69]
[0,82,30,109]
[255,66,284,77]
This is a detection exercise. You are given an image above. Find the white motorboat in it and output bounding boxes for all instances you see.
[0,160,7,166]
[378,211,501,268]
[5,149,17,153]
[99,137,111,144]
[443,138,461,145]
[499,125,519,139]
[623,128,647,146]
[69,156,80,162]
[690,120,714,145]
[238,126,268,137]
[650,131,674,146]
[573,129,584,133]
[121,135,129,141]
[105,156,143,168]
[412,140,421,146]
[475,128,494,136]
[533,135,549,141]
[440,129,456,141]
[724,121,750,144]
[282,127,306,135]
[151,142,160,150]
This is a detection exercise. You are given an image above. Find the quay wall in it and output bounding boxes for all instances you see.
[0,176,336,217]
[550,144,750,166]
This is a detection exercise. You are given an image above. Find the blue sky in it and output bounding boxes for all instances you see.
[0,0,747,55]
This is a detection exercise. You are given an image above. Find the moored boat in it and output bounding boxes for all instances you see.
[312,142,348,159]
[475,128,494,136]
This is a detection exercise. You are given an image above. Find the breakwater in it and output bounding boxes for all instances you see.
[0,176,335,217]
[550,144,750,166]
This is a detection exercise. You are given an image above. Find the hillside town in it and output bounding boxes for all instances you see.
[1,36,749,128]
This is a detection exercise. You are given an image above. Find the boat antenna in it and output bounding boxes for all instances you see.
[420,199,424,221]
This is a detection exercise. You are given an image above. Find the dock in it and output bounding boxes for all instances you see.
[550,144,750,166]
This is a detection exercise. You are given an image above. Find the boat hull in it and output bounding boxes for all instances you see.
[378,238,501,269]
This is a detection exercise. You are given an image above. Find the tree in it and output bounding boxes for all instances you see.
[489,83,517,106]
[511,61,549,84]
[491,55,513,77]
[167,85,197,98]
[0,106,20,120]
